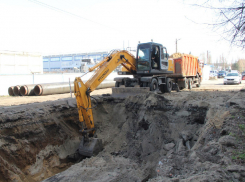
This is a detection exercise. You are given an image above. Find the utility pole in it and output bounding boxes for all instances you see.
[176,39,180,53]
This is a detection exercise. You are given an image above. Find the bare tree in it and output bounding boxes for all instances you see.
[187,0,245,48]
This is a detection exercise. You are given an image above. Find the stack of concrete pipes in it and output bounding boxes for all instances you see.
[8,81,115,96]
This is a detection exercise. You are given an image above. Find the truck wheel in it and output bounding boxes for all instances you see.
[150,78,158,91]
[196,75,201,87]
[164,78,172,93]
[188,78,192,90]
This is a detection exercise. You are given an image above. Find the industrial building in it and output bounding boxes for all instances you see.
[0,51,43,74]
[43,52,108,72]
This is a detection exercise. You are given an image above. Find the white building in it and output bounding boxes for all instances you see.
[0,51,43,74]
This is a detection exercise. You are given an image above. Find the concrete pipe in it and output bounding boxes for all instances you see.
[20,84,36,96]
[33,81,115,96]
[97,81,115,89]
[13,85,21,96]
[34,83,74,96]
[8,86,15,96]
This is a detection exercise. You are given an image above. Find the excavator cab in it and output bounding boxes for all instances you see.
[136,42,169,75]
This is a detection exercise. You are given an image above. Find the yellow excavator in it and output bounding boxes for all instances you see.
[74,42,202,157]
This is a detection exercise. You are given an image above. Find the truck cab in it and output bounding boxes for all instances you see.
[136,42,171,75]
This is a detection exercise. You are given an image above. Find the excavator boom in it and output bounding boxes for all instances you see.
[74,50,136,156]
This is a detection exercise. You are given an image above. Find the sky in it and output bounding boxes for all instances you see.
[0,0,244,64]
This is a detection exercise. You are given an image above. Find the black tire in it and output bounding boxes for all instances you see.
[188,78,192,90]
[196,75,201,87]
[150,78,158,91]
[164,78,172,93]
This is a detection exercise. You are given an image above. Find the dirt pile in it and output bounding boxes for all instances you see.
[169,53,183,58]
[1,90,245,182]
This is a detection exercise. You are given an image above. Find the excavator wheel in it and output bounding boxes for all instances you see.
[150,78,158,91]
[79,136,103,157]
[164,78,172,93]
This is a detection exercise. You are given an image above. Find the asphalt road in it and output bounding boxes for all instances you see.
[197,78,245,91]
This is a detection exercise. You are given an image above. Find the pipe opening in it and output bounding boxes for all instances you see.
[34,85,42,96]
[20,86,27,96]
[13,86,20,96]
[8,87,14,96]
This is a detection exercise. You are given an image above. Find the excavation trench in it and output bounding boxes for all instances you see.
[0,93,210,182]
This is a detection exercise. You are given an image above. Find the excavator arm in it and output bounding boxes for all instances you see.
[74,50,136,156]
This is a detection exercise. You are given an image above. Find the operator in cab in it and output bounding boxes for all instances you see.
[151,47,159,69]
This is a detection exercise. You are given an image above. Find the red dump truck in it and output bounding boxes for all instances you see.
[114,42,203,93]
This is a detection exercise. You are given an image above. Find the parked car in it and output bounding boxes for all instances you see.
[242,71,245,80]
[210,70,218,77]
[223,72,242,85]
[218,70,226,78]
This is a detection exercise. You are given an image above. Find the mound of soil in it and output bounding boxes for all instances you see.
[1,90,245,182]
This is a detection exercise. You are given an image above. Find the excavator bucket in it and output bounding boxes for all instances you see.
[79,137,103,157]
[112,86,150,98]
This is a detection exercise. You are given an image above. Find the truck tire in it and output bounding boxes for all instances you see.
[164,78,172,93]
[188,78,192,90]
[150,78,158,91]
[196,75,201,87]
